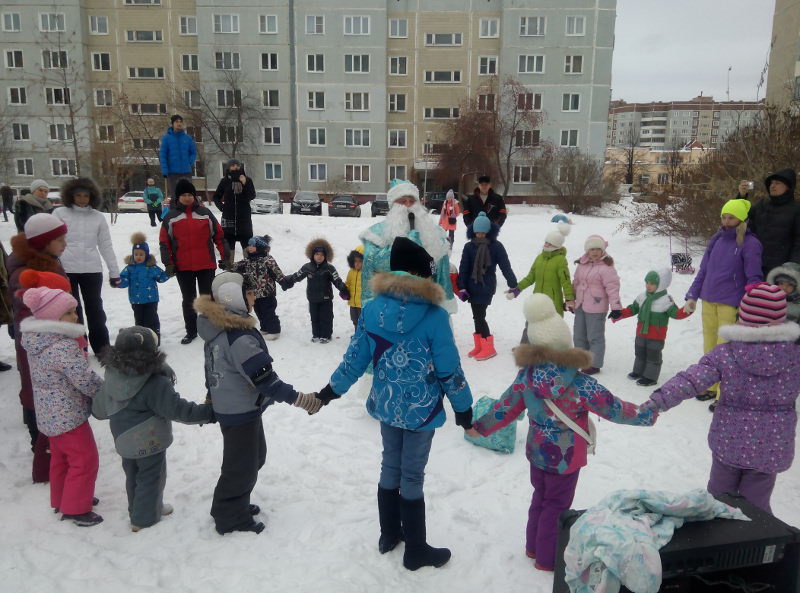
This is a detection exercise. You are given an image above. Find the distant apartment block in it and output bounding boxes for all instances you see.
[766,0,800,106]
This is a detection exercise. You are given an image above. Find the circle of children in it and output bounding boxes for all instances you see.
[3,170,800,574]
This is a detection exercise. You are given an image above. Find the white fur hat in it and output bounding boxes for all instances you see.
[387,180,420,204]
[524,293,572,350]
[544,221,572,248]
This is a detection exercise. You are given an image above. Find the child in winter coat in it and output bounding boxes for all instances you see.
[613,267,692,386]
[767,262,800,323]
[93,326,214,531]
[438,189,461,246]
[118,233,170,341]
[20,286,104,526]
[195,272,322,535]
[642,283,800,514]
[571,235,622,375]
[284,238,349,343]
[345,245,364,328]
[457,212,518,361]
[232,235,287,340]
[469,293,657,572]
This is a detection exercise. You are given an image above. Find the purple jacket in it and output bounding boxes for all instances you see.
[649,322,800,473]
[685,226,762,307]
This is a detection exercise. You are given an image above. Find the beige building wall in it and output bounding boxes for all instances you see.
[766,0,800,106]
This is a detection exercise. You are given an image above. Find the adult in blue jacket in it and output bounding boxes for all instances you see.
[317,237,474,572]
[159,115,197,199]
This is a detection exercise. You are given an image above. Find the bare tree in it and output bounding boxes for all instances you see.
[606,124,650,189]
[0,106,15,183]
[113,92,169,178]
[536,148,617,214]
[664,136,686,193]
[321,175,355,200]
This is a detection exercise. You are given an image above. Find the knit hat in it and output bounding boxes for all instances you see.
[22,286,77,321]
[387,179,420,204]
[130,231,149,257]
[551,214,572,224]
[473,212,491,234]
[523,293,572,350]
[30,179,49,193]
[248,235,271,255]
[24,213,68,250]
[170,114,183,124]
[738,283,787,327]
[720,198,751,222]
[390,237,434,278]
[174,178,196,198]
[544,221,572,249]
[445,189,455,201]
[114,326,159,353]
[19,269,71,293]
[211,272,248,314]
[477,175,490,184]
[584,234,607,253]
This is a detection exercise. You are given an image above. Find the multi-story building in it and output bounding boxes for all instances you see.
[1,0,615,198]
[766,0,800,106]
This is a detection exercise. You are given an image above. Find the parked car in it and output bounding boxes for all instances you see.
[117,190,147,213]
[371,193,389,217]
[424,191,447,214]
[47,190,62,208]
[290,191,322,215]
[252,190,282,214]
[328,195,361,218]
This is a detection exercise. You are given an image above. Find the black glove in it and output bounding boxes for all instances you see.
[164,264,176,278]
[218,259,230,271]
[279,278,294,290]
[454,408,473,429]
[317,383,341,405]
[109,277,120,288]
[607,309,622,320]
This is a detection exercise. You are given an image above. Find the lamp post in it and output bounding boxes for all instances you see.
[422,130,432,202]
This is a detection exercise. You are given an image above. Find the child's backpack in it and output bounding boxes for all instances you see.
[464,396,517,454]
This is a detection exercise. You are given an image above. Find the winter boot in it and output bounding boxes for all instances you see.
[467,333,482,357]
[475,336,497,361]
[399,496,451,570]
[62,511,103,527]
[377,487,404,554]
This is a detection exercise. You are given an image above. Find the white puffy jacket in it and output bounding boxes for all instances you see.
[54,206,120,277]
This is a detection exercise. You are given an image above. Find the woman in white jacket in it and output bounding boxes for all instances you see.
[54,178,119,354]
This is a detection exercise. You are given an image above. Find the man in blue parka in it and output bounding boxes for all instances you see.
[159,114,197,200]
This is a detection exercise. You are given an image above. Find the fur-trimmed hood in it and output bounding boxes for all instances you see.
[371,271,444,304]
[194,295,255,342]
[369,272,445,334]
[718,322,800,343]
[512,344,593,369]
[305,237,334,261]
[9,233,62,274]
[767,262,800,287]
[94,363,175,419]
[60,177,102,209]
[123,254,157,267]
[718,322,800,378]
[19,318,85,356]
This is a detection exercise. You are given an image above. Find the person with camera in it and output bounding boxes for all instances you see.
[213,159,256,266]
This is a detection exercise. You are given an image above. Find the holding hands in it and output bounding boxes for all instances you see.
[683,299,697,314]
[109,277,121,288]
[457,289,470,302]
[565,300,576,313]
[505,287,521,300]
[607,309,622,320]
[293,392,324,415]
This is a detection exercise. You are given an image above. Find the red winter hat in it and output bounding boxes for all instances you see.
[19,269,72,293]
[22,287,77,321]
[738,283,787,327]
[24,213,67,250]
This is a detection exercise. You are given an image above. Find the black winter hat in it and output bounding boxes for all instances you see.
[171,114,183,124]
[174,178,197,198]
[390,237,434,278]
[478,175,491,183]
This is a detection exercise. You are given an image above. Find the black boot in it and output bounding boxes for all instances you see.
[399,496,450,570]
[377,487,403,554]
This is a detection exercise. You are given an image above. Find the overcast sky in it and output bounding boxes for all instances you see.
[612,0,776,102]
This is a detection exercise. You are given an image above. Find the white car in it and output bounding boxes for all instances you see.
[251,190,282,214]
[47,190,62,207]
[117,191,148,213]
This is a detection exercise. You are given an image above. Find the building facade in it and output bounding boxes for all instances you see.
[766,0,800,106]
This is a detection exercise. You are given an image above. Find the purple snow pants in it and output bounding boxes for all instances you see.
[707,456,777,514]
[527,465,581,570]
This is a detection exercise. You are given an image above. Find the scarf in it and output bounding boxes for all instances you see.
[470,237,491,285]
[638,289,668,334]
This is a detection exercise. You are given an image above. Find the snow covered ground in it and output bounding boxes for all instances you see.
[0,203,798,593]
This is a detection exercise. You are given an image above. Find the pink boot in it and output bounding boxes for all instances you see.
[467,333,482,358]
[475,336,497,361]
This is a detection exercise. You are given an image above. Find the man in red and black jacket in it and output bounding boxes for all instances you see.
[462,175,507,228]
[160,178,227,344]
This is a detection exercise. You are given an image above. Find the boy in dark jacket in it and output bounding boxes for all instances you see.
[93,326,213,531]
[232,235,287,340]
[284,238,349,343]
[194,272,322,535]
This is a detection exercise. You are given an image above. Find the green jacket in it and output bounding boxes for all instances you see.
[517,248,574,315]
[143,186,164,207]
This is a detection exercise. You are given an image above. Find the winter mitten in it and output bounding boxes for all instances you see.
[457,290,469,302]
[293,392,323,415]
[684,299,697,314]
[639,399,659,413]
[317,383,341,405]
[454,408,473,429]
[339,290,350,301]
[565,300,576,313]
[109,277,120,288]
[607,309,622,320]
[218,259,230,271]
[164,264,176,278]
[505,288,520,300]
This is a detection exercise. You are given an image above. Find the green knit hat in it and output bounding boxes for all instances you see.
[645,270,659,285]
[720,198,751,222]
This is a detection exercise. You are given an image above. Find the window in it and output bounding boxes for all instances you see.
[424,107,459,119]
[519,55,544,73]
[479,56,497,75]
[388,129,407,148]
[425,33,462,46]
[389,18,407,38]
[42,50,67,69]
[559,166,576,183]
[520,16,544,36]
[565,55,583,74]
[424,71,461,83]
[566,15,585,36]
[192,160,205,178]
[389,56,407,75]
[264,162,282,180]
[217,89,241,108]
[181,54,198,71]
[12,123,29,140]
[560,129,579,147]
[132,138,159,149]
[514,130,540,147]
[309,163,327,181]
[262,89,279,109]
[215,51,240,70]
[513,166,537,183]
[180,16,197,35]
[308,128,326,146]
[8,87,26,105]
[183,90,201,108]
[657,173,669,185]
[219,126,243,143]
[477,94,495,112]
[16,159,33,176]
[480,18,499,38]
[213,14,239,34]
[344,16,369,35]
[306,15,324,34]
[129,103,167,115]
[128,66,164,79]
[345,92,369,111]
[307,91,325,109]
[95,89,112,107]
[89,15,108,34]
[45,87,70,105]
[97,125,114,143]
[127,30,162,42]
[261,53,279,71]
[92,53,111,71]
[389,93,406,112]
[307,54,324,72]
[3,13,21,32]
[345,54,370,73]
[345,165,369,182]
[389,165,406,180]
[186,126,202,142]
[40,13,65,32]
[263,126,281,145]
[5,50,22,68]
[259,15,277,34]
[51,159,77,177]
[345,128,370,147]
[49,123,73,141]
[562,93,580,111]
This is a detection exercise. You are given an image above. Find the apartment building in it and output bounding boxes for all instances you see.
[1,0,615,198]
[766,0,800,106]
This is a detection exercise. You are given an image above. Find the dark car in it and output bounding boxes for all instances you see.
[290,191,322,215]
[370,193,389,217]
[328,194,361,217]
[424,191,447,214]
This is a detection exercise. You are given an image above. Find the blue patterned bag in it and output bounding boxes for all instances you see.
[464,396,516,453]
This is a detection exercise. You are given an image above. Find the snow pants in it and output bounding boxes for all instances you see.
[309,300,333,340]
[632,336,665,382]
[49,421,99,515]
[701,300,737,397]
[527,466,581,570]
[131,302,160,340]
[122,451,167,528]
[254,295,280,334]
[573,308,607,368]
[707,456,776,514]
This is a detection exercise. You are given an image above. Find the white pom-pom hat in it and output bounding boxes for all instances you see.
[523,293,572,350]
[544,221,572,248]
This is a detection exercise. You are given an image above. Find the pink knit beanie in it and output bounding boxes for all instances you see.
[738,283,787,326]
[22,287,77,321]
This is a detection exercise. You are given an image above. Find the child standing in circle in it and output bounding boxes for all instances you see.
[118,232,170,342]
[345,245,364,329]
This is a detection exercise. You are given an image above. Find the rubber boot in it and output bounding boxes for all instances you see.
[399,496,451,570]
[377,487,404,554]
[475,335,497,361]
[467,333,482,358]
[32,433,50,483]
